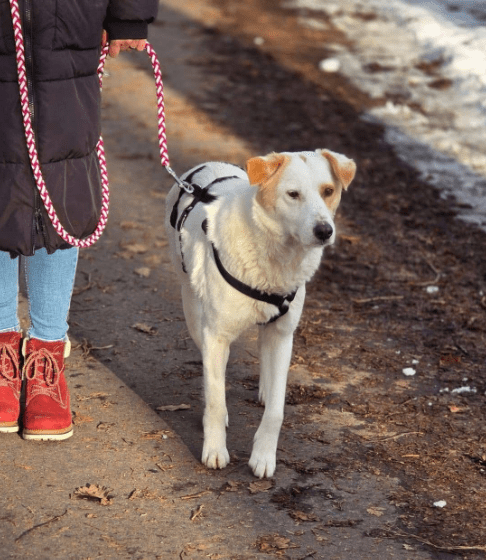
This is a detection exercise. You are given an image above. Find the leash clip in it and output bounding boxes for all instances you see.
[164,165,194,194]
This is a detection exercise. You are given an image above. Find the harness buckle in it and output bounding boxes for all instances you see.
[164,165,194,194]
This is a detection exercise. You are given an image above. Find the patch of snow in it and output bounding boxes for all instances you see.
[319,58,341,72]
[451,386,477,394]
[426,286,440,294]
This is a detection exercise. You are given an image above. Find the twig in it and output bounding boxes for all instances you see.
[73,339,114,359]
[15,509,68,542]
[385,529,486,552]
[352,295,404,304]
[72,273,94,296]
[180,490,211,501]
[190,504,204,521]
[412,260,441,287]
[453,341,469,356]
[363,431,423,443]
[155,463,173,472]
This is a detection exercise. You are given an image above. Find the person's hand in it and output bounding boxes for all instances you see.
[101,30,146,58]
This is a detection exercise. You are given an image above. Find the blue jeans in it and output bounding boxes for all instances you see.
[0,247,79,342]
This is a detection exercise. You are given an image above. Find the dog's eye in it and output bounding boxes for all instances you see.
[287,190,300,200]
[323,187,334,197]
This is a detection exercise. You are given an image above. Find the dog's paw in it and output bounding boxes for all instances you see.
[248,449,276,479]
[202,446,230,470]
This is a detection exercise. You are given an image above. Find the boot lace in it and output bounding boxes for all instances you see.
[0,342,20,382]
[23,348,61,387]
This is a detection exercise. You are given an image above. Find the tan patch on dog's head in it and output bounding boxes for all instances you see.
[246,153,291,209]
[319,149,356,190]
[319,182,342,214]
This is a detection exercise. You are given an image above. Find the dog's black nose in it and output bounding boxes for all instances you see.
[314,222,334,242]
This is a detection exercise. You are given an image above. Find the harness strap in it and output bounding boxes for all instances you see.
[170,173,239,233]
[175,184,217,232]
[209,232,297,323]
[169,165,207,229]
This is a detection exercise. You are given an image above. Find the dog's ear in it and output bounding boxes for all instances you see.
[319,149,356,190]
[246,153,290,208]
[246,153,287,185]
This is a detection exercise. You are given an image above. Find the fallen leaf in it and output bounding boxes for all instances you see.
[71,484,113,506]
[256,534,298,553]
[89,392,109,399]
[290,510,319,522]
[223,480,241,492]
[128,488,163,501]
[96,422,115,431]
[72,413,94,425]
[134,267,151,278]
[248,480,274,494]
[367,507,386,517]
[140,430,173,440]
[120,221,142,230]
[156,403,191,412]
[448,405,469,413]
[122,243,149,254]
[131,322,157,335]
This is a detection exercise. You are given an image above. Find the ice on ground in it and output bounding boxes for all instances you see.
[425,286,440,294]
[319,58,341,72]
[451,386,478,394]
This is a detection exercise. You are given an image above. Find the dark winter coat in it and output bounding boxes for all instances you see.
[0,0,158,257]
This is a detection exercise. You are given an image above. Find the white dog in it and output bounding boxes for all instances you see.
[165,150,355,478]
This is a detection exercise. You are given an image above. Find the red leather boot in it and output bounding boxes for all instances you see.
[0,331,23,433]
[22,338,73,441]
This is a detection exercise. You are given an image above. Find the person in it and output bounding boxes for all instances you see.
[0,0,158,441]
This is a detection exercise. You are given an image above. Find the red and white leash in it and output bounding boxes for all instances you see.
[9,0,191,249]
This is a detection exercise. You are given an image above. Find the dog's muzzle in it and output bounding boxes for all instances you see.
[314,222,334,244]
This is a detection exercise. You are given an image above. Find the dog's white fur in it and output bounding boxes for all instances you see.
[165,150,355,478]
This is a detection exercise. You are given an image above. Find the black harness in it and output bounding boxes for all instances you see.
[170,167,297,324]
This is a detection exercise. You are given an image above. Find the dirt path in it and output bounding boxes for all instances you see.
[1,1,485,558]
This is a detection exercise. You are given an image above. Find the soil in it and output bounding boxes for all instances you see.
[2,0,485,558]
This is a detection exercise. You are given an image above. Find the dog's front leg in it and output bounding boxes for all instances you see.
[201,329,231,470]
[250,289,305,478]
[249,322,294,479]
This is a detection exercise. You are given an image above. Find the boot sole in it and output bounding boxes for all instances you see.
[0,424,20,433]
[22,427,73,441]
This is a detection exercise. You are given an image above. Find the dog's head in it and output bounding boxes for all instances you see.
[246,149,356,247]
